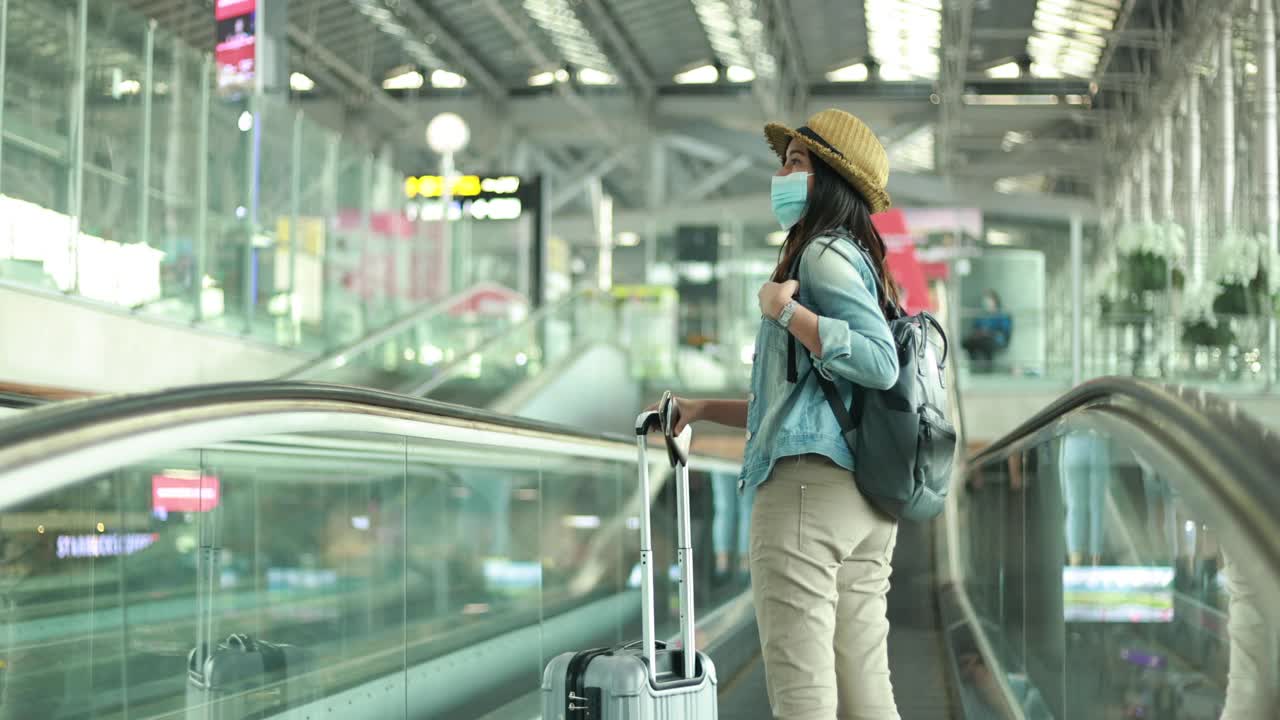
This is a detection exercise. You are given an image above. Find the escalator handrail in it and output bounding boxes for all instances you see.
[0,380,660,454]
[284,282,529,379]
[966,376,1280,577]
[405,288,600,397]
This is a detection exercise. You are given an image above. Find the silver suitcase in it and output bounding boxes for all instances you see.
[542,393,718,719]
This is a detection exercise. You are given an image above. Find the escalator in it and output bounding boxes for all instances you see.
[0,377,1275,719]
[287,289,635,433]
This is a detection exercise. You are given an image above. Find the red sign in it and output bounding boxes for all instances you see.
[447,283,528,317]
[215,0,255,21]
[883,236,933,315]
[152,475,221,513]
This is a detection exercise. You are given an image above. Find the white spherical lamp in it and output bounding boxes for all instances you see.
[426,112,470,155]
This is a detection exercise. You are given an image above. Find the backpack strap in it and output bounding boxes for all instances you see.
[784,231,887,388]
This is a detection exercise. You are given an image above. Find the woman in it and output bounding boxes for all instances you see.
[656,109,902,719]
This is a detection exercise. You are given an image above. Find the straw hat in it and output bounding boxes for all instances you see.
[764,108,891,214]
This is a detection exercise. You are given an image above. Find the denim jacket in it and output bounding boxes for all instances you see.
[738,233,899,491]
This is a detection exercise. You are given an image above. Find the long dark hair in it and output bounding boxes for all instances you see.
[771,152,900,316]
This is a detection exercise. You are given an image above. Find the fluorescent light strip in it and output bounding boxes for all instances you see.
[865,0,942,81]
[1027,0,1119,78]
[690,0,777,80]
[522,0,614,77]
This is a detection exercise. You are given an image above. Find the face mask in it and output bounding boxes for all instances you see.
[771,172,810,230]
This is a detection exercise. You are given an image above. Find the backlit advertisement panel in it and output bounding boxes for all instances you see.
[215,0,256,92]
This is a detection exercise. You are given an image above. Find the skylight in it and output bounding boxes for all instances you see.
[865,0,941,81]
[523,0,614,77]
[690,0,776,81]
[1027,0,1121,78]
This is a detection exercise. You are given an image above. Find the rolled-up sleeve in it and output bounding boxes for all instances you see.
[800,239,899,390]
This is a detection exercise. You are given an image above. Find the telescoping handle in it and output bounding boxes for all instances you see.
[632,392,698,685]
[662,395,698,681]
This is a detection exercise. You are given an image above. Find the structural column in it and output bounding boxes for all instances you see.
[1161,114,1175,222]
[1139,143,1153,223]
[1220,19,1236,232]
[1262,0,1279,253]
[1188,75,1204,284]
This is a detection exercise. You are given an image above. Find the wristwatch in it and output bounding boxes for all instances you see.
[776,299,799,329]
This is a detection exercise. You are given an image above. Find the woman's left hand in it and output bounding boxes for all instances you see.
[758,280,799,320]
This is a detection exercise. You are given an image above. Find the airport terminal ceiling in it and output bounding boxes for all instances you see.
[72,0,1211,223]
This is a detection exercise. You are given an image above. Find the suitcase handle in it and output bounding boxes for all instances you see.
[632,392,698,684]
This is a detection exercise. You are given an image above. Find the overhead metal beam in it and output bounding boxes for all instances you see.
[684,155,754,202]
[383,0,508,105]
[765,0,808,120]
[577,0,656,103]
[286,24,418,129]
[939,0,976,176]
[478,0,614,143]
[549,146,637,212]
[1092,0,1143,86]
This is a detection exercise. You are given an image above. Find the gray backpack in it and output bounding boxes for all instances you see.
[787,235,957,521]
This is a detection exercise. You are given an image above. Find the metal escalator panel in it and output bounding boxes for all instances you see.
[412,290,614,409]
[286,283,533,394]
[0,384,746,719]
[953,380,1280,719]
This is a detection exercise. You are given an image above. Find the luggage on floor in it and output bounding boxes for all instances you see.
[186,633,316,719]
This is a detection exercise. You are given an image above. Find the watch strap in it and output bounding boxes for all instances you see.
[777,299,799,329]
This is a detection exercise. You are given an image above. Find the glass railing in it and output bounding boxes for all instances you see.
[0,383,750,719]
[416,289,615,408]
[288,284,531,393]
[953,305,1280,394]
[951,379,1280,718]
[0,0,540,357]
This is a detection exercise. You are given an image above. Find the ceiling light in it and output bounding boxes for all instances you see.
[675,64,720,84]
[987,230,1015,245]
[237,111,253,133]
[289,72,315,92]
[555,68,570,83]
[616,232,640,247]
[383,69,425,90]
[528,71,556,87]
[115,79,141,96]
[726,65,755,83]
[826,62,869,82]
[767,231,787,246]
[431,69,467,88]
[986,62,1021,79]
[577,68,617,85]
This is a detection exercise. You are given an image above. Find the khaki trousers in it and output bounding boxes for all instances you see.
[750,454,900,720]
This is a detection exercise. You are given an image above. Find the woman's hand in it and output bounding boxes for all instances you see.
[758,280,799,320]
[644,395,703,435]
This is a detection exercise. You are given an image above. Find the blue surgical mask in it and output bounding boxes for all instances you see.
[771,172,810,230]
